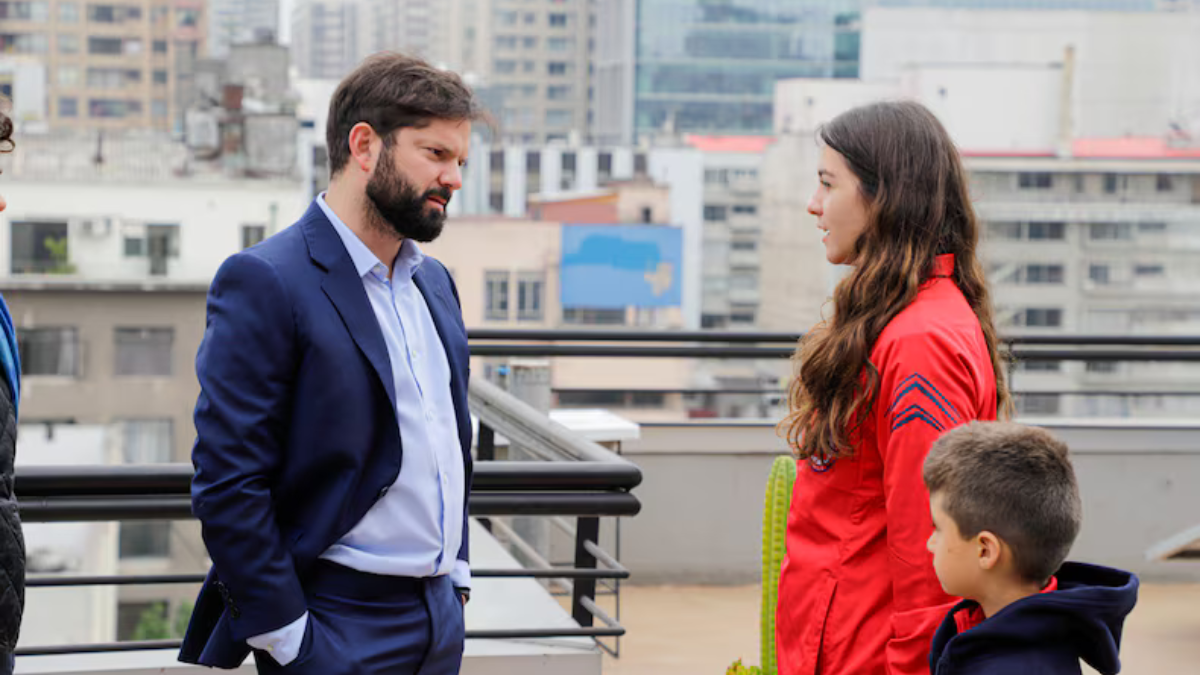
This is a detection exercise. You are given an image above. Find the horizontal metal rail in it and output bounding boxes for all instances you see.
[15,461,642,498]
[469,343,1200,361]
[17,492,641,522]
[553,387,1200,398]
[467,329,1200,347]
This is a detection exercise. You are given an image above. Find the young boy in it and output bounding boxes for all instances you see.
[923,421,1139,675]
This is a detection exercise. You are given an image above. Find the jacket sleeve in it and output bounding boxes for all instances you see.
[191,252,307,642]
[876,332,975,675]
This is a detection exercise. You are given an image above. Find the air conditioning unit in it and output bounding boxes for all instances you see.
[78,217,113,237]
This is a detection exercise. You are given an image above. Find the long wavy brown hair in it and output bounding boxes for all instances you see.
[782,101,1011,461]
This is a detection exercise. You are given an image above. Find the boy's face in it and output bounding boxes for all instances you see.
[927,492,983,599]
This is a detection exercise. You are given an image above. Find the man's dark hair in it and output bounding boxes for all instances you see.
[326,53,483,175]
[924,421,1082,585]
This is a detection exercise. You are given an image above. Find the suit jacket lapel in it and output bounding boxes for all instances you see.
[301,203,398,410]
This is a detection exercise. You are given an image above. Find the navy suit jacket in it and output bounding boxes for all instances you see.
[179,202,473,668]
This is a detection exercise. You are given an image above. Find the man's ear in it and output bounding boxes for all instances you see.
[977,530,1003,571]
[347,122,379,174]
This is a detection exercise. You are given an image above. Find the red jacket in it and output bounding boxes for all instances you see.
[777,255,998,675]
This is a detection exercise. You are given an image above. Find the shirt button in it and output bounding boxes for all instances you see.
[425,410,434,421]
[378,486,389,499]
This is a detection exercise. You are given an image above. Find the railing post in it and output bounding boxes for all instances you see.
[572,516,600,628]
[478,423,495,462]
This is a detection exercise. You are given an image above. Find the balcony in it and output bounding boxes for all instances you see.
[12,330,1200,673]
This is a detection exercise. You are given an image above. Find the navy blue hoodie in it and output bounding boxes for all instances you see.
[929,562,1139,675]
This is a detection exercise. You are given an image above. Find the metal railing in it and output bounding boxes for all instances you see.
[15,377,641,659]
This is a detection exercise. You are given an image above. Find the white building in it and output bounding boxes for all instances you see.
[291,0,364,80]
[0,135,308,282]
[208,0,281,58]
[860,7,1200,140]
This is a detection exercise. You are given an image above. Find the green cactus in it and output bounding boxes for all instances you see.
[760,455,796,675]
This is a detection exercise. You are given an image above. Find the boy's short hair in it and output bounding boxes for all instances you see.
[924,421,1082,585]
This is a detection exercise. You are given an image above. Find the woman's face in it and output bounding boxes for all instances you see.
[807,146,870,265]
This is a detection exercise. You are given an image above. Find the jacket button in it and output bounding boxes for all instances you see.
[378,486,389,499]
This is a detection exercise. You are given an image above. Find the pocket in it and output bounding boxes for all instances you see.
[805,577,839,675]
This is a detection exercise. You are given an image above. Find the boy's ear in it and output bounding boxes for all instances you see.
[977,530,1002,571]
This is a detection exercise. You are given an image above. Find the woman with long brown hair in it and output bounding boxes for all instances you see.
[775,101,1010,675]
[0,101,24,675]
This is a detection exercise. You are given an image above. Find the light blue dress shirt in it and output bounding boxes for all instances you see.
[248,194,468,665]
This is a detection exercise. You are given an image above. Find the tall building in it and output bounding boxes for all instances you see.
[594,0,1196,144]
[207,0,279,58]
[361,0,438,64]
[290,0,362,79]
[474,0,593,145]
[0,0,207,132]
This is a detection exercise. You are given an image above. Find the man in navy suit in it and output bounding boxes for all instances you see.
[179,53,481,674]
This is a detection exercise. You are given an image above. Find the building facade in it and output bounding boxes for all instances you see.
[0,0,207,132]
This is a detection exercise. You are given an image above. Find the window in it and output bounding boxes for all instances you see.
[731,240,757,251]
[634,153,647,176]
[87,36,122,54]
[1086,361,1119,374]
[152,69,167,85]
[988,222,1021,240]
[523,11,536,24]
[1024,264,1064,284]
[494,60,516,74]
[1073,174,1085,193]
[1103,174,1119,194]
[0,32,48,53]
[147,223,180,275]
[494,35,517,49]
[641,207,653,223]
[522,36,537,49]
[562,151,576,172]
[17,328,79,377]
[151,99,167,118]
[732,204,757,216]
[1017,394,1060,416]
[114,328,174,376]
[1134,263,1165,277]
[57,33,78,53]
[152,39,167,53]
[547,37,572,51]
[598,152,612,177]
[11,220,68,273]
[704,205,728,221]
[87,67,141,88]
[1017,173,1052,189]
[1021,308,1063,328]
[120,419,172,463]
[88,4,141,23]
[0,1,49,21]
[57,1,78,22]
[517,273,544,321]
[1088,264,1110,285]
[1156,174,1173,192]
[485,271,510,321]
[174,7,198,27]
[58,97,78,117]
[562,308,625,325]
[1089,222,1133,241]
[124,236,144,256]
[1027,222,1064,240]
[57,65,80,86]
[547,84,571,100]
[548,12,567,26]
[631,392,666,408]
[241,225,266,249]
[119,522,170,559]
[1138,221,1167,234]
[495,9,517,25]
[557,391,625,407]
[1018,360,1060,372]
[546,109,572,127]
[548,62,568,76]
[89,98,141,118]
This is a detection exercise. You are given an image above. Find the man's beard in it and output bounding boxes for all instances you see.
[364,149,451,243]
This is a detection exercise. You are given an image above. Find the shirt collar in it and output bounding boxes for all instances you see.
[316,192,425,281]
[931,253,955,279]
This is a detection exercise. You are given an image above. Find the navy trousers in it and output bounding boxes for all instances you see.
[252,561,465,675]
